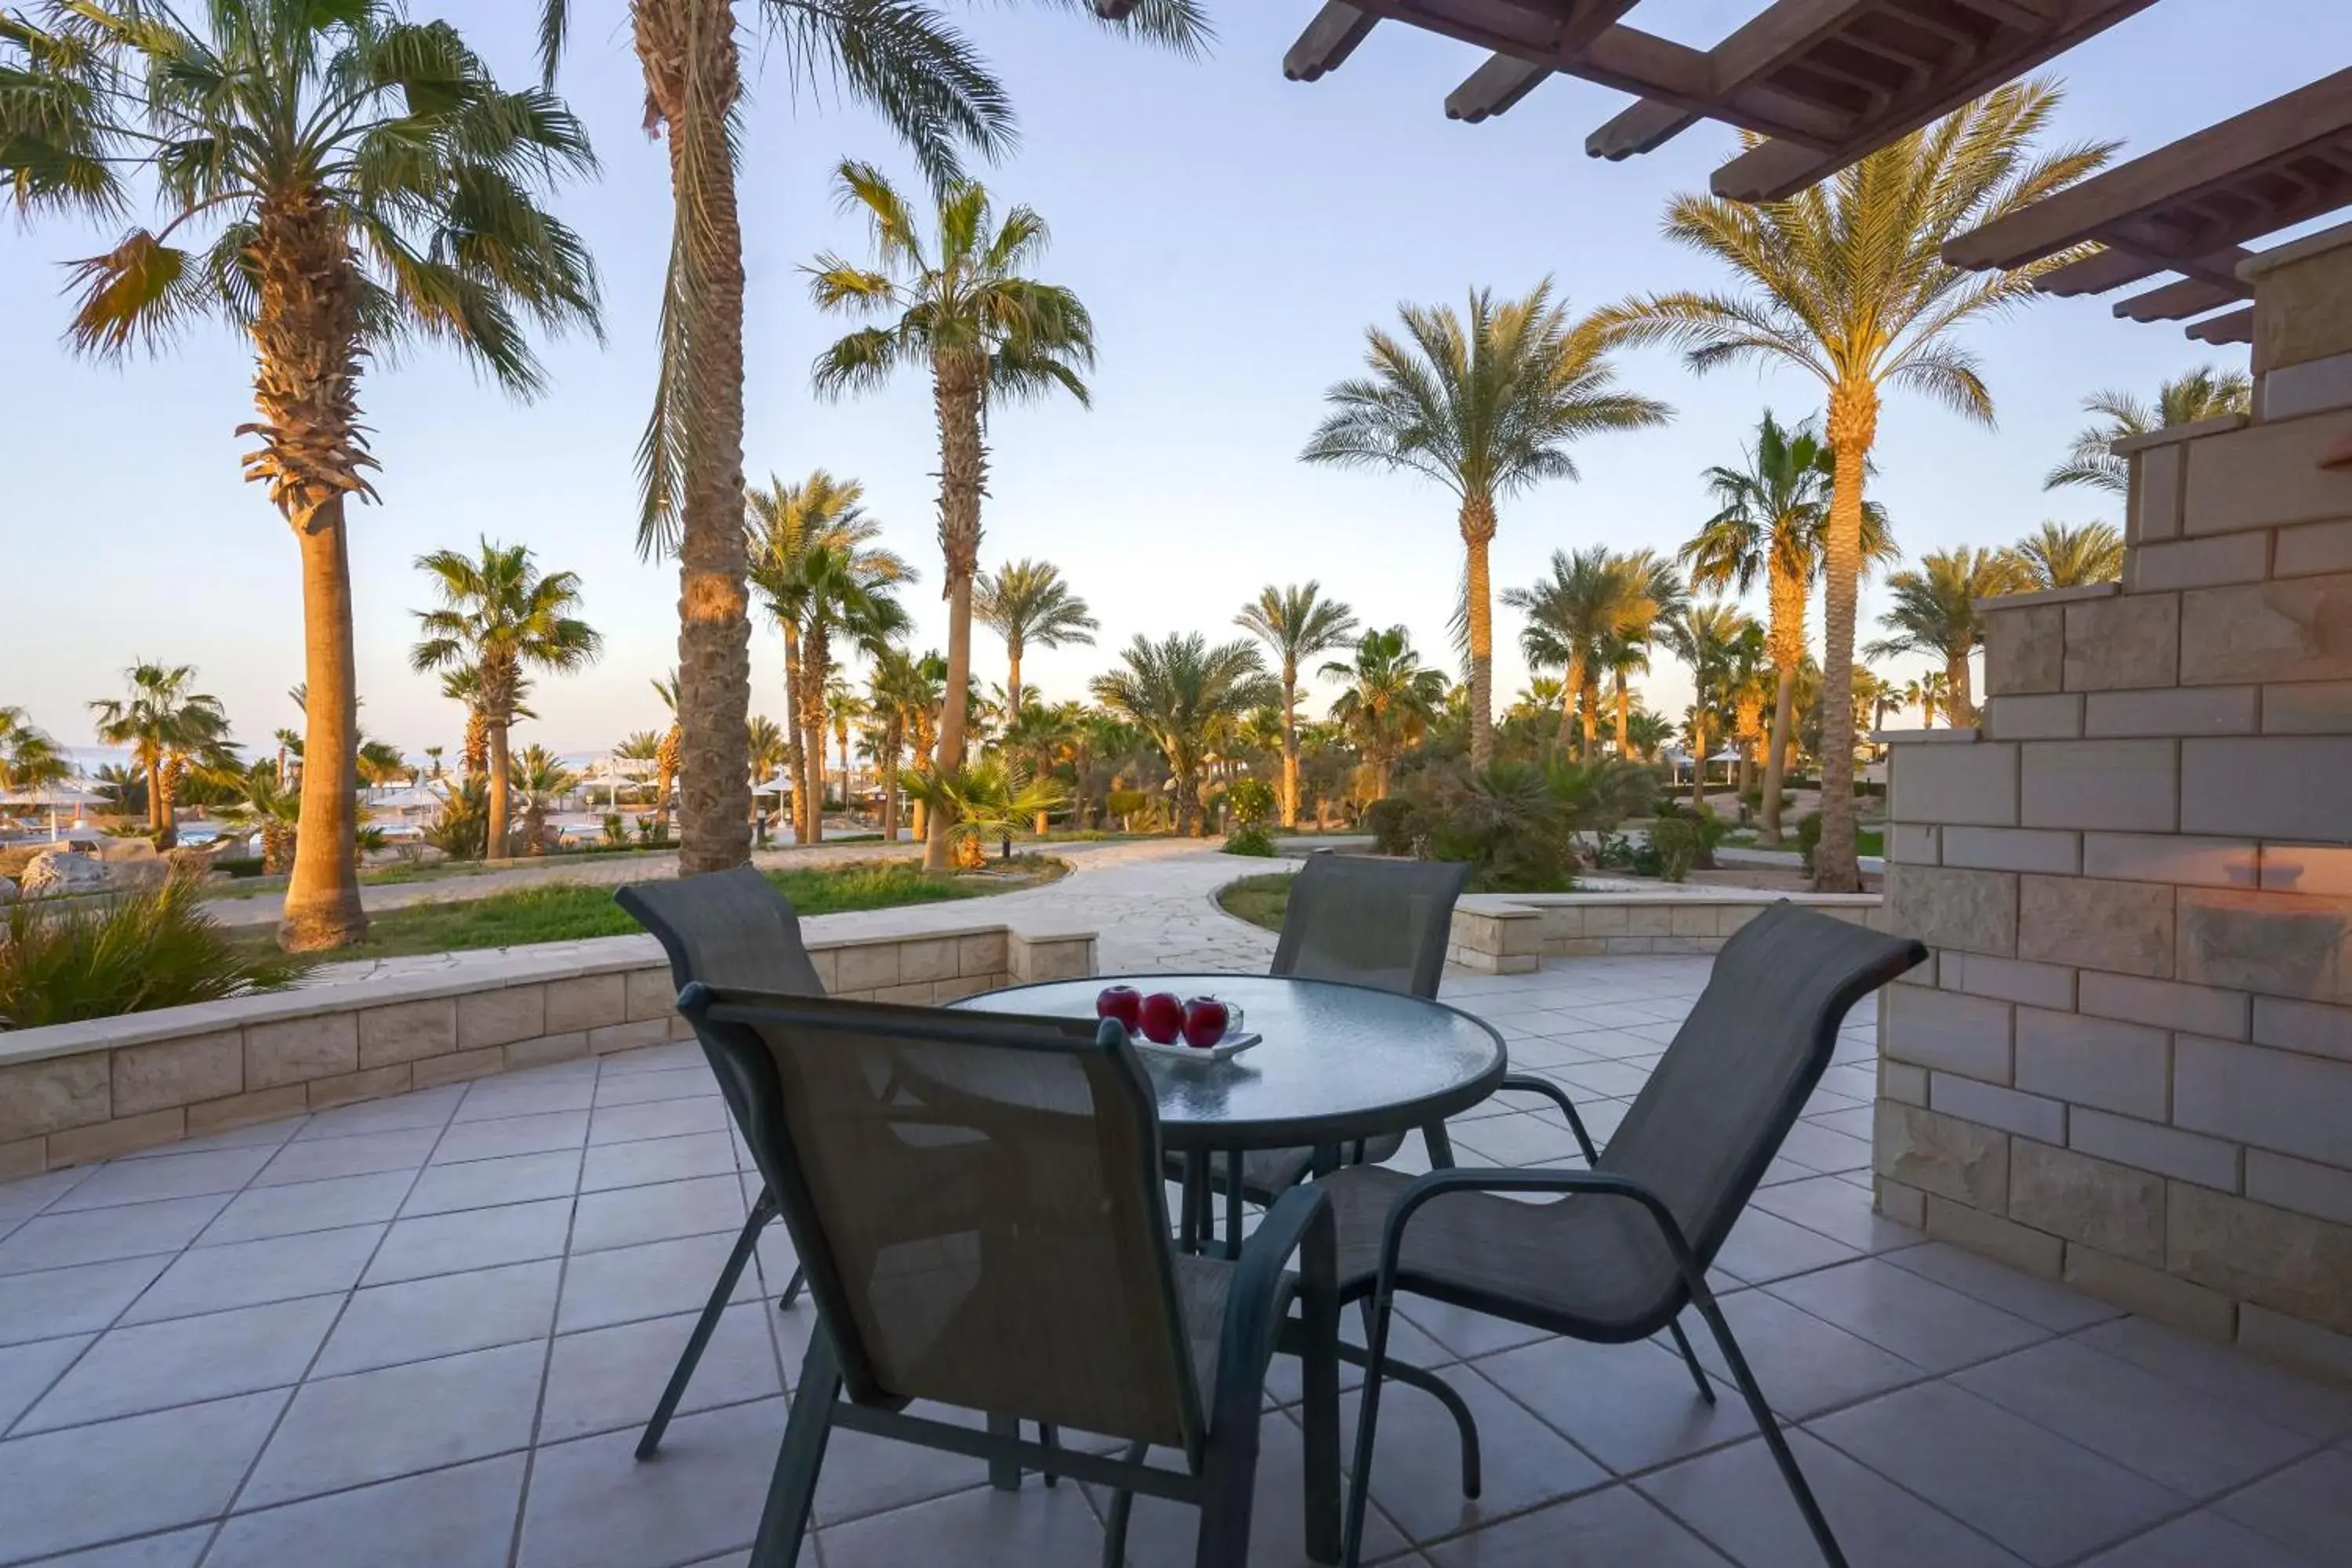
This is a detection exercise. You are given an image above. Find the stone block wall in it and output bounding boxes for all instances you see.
[1450,891,1882,973]
[0,923,1097,1177]
[1873,224,2352,1384]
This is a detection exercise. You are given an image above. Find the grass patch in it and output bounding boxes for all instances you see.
[1217,871,1295,934]
[274,858,1060,960]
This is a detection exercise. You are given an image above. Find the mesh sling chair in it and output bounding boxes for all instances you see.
[614,867,826,1460]
[678,986,1345,1568]
[1332,902,1926,1568]
[1172,853,1472,1243]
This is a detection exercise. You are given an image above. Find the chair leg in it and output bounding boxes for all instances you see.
[1192,1426,1262,1568]
[1100,1439,1147,1568]
[1345,1301,1481,1498]
[1689,1288,1849,1568]
[1039,1422,1059,1488]
[778,1263,806,1310]
[1341,1287,1400,1568]
[1666,1317,1717,1405]
[986,1411,1021,1491]
[637,1196,771,1460]
[750,1336,840,1568]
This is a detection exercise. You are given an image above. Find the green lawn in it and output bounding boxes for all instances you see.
[269,859,1061,960]
[1217,872,1295,934]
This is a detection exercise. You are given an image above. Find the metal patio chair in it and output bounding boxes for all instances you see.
[679,986,1344,1568]
[614,866,824,1459]
[1331,902,1926,1568]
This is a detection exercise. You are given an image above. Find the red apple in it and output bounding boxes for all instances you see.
[1095,985,1143,1031]
[1138,991,1185,1044]
[1181,996,1231,1049]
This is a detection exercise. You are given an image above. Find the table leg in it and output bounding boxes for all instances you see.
[1424,1120,1457,1171]
[1224,1149,1245,1260]
[1180,1149,1207,1254]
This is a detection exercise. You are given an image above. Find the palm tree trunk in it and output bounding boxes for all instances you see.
[1461,495,1497,768]
[1006,641,1024,721]
[1762,564,1806,844]
[1691,710,1708,809]
[802,637,829,847]
[641,0,752,879]
[1615,673,1632,756]
[279,498,367,946]
[1558,655,1584,755]
[880,729,902,840]
[782,622,804,842]
[1814,381,1877,892]
[144,757,166,840]
[1279,668,1301,829]
[929,360,986,873]
[1581,681,1602,757]
[485,717,511,860]
[1947,652,1975,730]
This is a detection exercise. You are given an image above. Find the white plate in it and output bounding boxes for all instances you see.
[1126,1030,1261,1063]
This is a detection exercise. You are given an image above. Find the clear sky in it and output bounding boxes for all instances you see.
[5,1,2342,762]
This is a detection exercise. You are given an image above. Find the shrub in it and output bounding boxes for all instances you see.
[1363,797,1417,856]
[1222,825,1277,857]
[601,812,628,847]
[424,779,489,860]
[1226,778,1277,830]
[0,877,309,1029]
[1795,811,1824,876]
[1647,816,1705,882]
[211,855,267,879]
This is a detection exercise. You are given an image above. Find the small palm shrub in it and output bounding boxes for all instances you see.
[1648,806,1732,883]
[1369,760,1660,893]
[1795,811,1825,877]
[1227,778,1277,830]
[0,878,308,1029]
[425,779,490,860]
[1223,826,1277,857]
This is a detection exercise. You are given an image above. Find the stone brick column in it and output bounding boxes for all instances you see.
[1873,222,2352,1384]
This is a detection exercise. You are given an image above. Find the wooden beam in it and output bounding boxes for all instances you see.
[2035,243,2254,296]
[1443,0,1645,122]
[1283,2,1379,83]
[2185,306,2254,346]
[1588,0,1883,159]
[1945,67,2352,270]
[1713,0,2157,202]
[2112,274,2250,321]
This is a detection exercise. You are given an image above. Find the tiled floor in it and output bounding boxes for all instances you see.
[2,956,2349,1566]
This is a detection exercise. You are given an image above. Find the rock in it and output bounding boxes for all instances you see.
[18,850,114,896]
[0,877,15,905]
[96,836,160,864]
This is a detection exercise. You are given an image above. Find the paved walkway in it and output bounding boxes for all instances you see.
[2,960,2347,1566]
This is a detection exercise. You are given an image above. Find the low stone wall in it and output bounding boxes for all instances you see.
[1449,890,1884,973]
[0,922,1098,1177]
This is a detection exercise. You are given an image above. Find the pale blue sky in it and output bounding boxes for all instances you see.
[4,1,2339,760]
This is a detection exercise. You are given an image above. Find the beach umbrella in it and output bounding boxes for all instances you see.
[0,780,109,837]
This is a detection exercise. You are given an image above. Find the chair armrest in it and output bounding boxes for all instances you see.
[1494,1073,1599,1164]
[1210,1183,1336,1442]
[1375,1165,1708,1298]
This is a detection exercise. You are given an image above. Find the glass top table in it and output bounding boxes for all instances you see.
[947,971,1508,1152]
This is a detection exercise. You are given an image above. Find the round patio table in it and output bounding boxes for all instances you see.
[949,971,1508,1250]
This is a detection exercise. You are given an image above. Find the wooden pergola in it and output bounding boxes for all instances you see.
[1263,0,2159,198]
[1941,68,2352,347]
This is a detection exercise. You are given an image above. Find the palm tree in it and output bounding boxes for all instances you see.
[1915,670,1952,729]
[747,474,914,843]
[2005,520,2125,590]
[1682,412,1896,841]
[1234,583,1359,830]
[510,744,579,855]
[89,663,235,846]
[5,2,601,946]
[1506,548,1658,757]
[1725,622,1773,801]
[1091,634,1273,837]
[650,675,683,837]
[1604,82,2109,890]
[539,0,1199,884]
[0,709,69,797]
[2045,367,2253,495]
[1323,627,1448,804]
[1660,604,1753,808]
[1000,699,1083,833]
[808,162,1096,872]
[1302,283,1670,767]
[977,560,1098,716]
[866,647,934,844]
[410,543,602,862]
[1867,548,2032,728]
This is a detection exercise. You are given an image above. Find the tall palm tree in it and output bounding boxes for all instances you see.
[5,2,601,946]
[808,162,1096,871]
[2005,520,2125,589]
[1091,634,1273,837]
[1604,82,2108,890]
[865,646,932,844]
[1323,627,1448,804]
[539,0,1199,883]
[89,663,235,846]
[1234,583,1359,829]
[650,675,683,837]
[977,559,1098,716]
[1915,670,1952,729]
[510,744,579,855]
[1866,548,2031,728]
[745,714,788,835]
[1302,283,1670,767]
[2045,367,2253,495]
[747,475,914,843]
[1506,547,1657,756]
[1683,412,1896,841]
[1659,604,1754,808]
[410,543,602,861]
